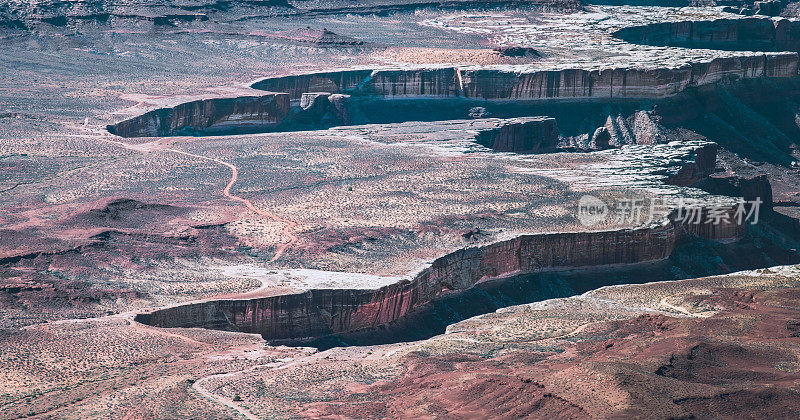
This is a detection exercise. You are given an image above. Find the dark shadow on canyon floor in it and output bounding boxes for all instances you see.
[270,229,800,351]
[108,77,800,167]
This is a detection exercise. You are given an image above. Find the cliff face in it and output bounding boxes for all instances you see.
[107,94,290,138]
[700,173,774,211]
[667,142,718,186]
[109,50,800,138]
[474,117,559,153]
[613,18,800,53]
[252,55,798,102]
[138,224,679,339]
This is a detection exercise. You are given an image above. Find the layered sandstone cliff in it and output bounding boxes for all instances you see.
[107,93,290,138]
[251,55,798,102]
[109,50,800,138]
[136,223,684,340]
[613,17,800,53]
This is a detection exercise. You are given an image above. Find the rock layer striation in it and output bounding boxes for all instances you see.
[107,93,290,138]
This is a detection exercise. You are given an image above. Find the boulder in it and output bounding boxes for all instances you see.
[591,126,611,149]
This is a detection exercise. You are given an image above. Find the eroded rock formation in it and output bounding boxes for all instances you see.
[252,55,799,102]
[274,27,364,45]
[137,224,679,340]
[107,93,290,137]
[493,45,541,57]
[667,142,718,186]
[474,117,558,153]
[613,17,800,53]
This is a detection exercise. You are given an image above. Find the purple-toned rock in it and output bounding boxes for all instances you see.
[252,55,798,102]
[275,27,364,46]
[591,126,611,149]
[108,93,290,137]
[493,46,541,57]
[475,117,558,154]
[138,224,678,339]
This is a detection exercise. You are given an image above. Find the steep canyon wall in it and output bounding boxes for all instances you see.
[107,93,290,138]
[251,55,798,102]
[613,17,800,53]
[137,221,723,340]
[474,117,559,153]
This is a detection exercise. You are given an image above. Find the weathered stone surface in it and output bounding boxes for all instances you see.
[300,92,331,110]
[274,27,364,45]
[139,223,679,339]
[703,173,774,209]
[468,106,489,118]
[107,93,290,137]
[474,117,558,153]
[251,55,799,103]
[614,17,800,52]
[667,142,718,186]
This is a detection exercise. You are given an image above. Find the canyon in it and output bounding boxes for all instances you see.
[137,224,680,342]
[110,16,800,141]
[134,139,790,347]
[4,1,800,419]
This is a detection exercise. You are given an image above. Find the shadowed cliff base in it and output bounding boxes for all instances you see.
[274,233,799,350]
[107,77,800,165]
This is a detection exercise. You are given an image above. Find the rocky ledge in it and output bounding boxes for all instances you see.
[107,93,290,138]
[474,117,559,153]
[613,17,800,53]
[251,56,799,102]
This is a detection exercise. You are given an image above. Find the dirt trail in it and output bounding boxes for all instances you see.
[90,135,299,262]
[658,295,711,318]
[166,148,299,262]
[60,131,302,418]
[192,364,276,420]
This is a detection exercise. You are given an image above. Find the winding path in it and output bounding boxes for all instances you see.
[193,374,262,420]
[165,147,299,262]
[92,135,299,262]
[658,295,711,318]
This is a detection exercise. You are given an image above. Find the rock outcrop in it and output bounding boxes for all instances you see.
[755,0,783,16]
[274,27,364,45]
[252,55,798,102]
[493,46,541,57]
[136,224,679,340]
[667,142,719,186]
[591,126,611,149]
[107,93,290,137]
[474,117,558,153]
[613,17,800,53]
[700,173,774,210]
